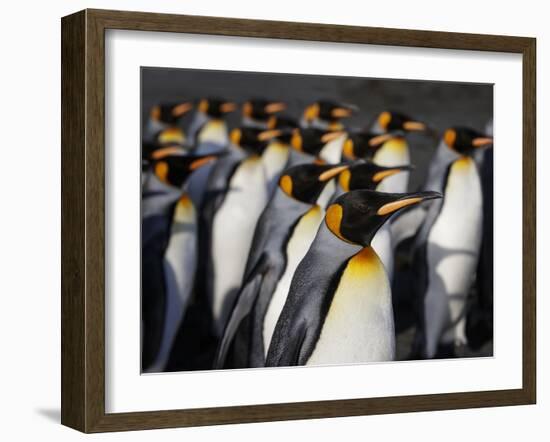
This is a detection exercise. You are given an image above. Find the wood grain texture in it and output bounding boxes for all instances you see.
[60,8,537,433]
[61,10,86,432]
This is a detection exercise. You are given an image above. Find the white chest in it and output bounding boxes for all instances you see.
[263,205,325,356]
[319,134,346,164]
[261,142,290,186]
[306,248,395,366]
[198,120,228,145]
[373,138,410,194]
[428,157,483,294]
[212,157,269,326]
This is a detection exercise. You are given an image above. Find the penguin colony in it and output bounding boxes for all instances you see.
[141,97,494,373]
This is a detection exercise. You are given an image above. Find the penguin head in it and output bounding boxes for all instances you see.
[197,98,237,118]
[256,116,299,145]
[230,127,269,155]
[290,128,347,157]
[242,99,287,121]
[443,127,493,155]
[150,102,194,125]
[152,152,220,187]
[279,163,350,205]
[326,190,441,246]
[374,111,427,133]
[339,161,413,192]
[342,131,404,160]
[303,101,358,125]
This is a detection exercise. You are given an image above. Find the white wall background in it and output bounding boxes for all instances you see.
[0,0,545,440]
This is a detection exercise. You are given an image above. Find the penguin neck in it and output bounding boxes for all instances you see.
[198,118,228,145]
[346,246,388,287]
[373,137,409,166]
[319,134,345,164]
[315,180,336,209]
[374,138,410,193]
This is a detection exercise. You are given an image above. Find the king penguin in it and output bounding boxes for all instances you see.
[142,101,194,146]
[241,99,287,129]
[256,116,299,195]
[291,127,347,165]
[411,127,493,359]
[265,189,441,366]
[367,112,428,280]
[199,127,273,337]
[185,98,237,148]
[301,100,357,130]
[214,162,350,368]
[141,151,220,372]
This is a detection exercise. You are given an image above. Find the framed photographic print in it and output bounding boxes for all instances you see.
[61,9,536,433]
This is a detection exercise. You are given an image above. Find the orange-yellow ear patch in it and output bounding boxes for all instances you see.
[242,101,253,117]
[444,129,457,149]
[150,105,161,121]
[378,111,391,130]
[230,128,242,146]
[154,161,169,183]
[377,197,422,216]
[198,99,209,114]
[280,175,293,197]
[343,139,355,159]
[339,169,351,191]
[304,103,320,122]
[291,130,302,151]
[325,204,348,242]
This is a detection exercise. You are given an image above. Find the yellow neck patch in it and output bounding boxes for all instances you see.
[346,246,382,277]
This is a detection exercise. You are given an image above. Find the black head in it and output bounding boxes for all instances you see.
[303,101,358,124]
[342,131,404,160]
[339,161,413,192]
[443,127,493,155]
[242,99,287,121]
[375,111,427,133]
[291,128,346,157]
[152,152,220,187]
[230,127,270,155]
[197,98,237,118]
[262,116,299,143]
[150,102,194,125]
[326,189,441,246]
[279,163,349,204]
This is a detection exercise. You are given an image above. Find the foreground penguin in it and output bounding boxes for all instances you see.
[141,151,219,372]
[265,189,441,366]
[412,127,493,359]
[215,162,349,368]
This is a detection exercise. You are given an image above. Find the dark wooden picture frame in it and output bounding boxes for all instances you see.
[61,8,536,433]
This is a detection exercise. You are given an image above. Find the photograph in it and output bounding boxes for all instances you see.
[140,67,494,374]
